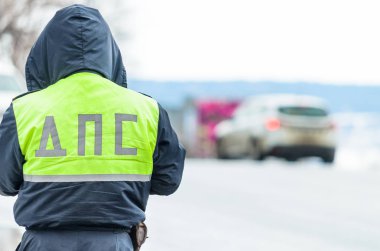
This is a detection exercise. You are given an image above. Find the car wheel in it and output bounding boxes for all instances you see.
[285,155,298,162]
[216,139,230,159]
[249,139,266,161]
[322,149,335,164]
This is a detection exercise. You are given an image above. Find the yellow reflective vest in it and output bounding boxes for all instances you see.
[13,72,159,182]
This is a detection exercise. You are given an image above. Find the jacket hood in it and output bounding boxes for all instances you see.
[25,4,127,91]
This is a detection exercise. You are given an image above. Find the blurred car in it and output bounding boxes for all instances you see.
[0,62,24,118]
[215,94,337,163]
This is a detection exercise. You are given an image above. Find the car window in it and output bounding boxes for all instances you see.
[278,106,328,117]
[0,74,22,92]
[234,104,268,118]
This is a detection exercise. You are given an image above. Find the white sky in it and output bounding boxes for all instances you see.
[121,0,380,85]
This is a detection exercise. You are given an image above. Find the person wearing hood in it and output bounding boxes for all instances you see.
[0,4,185,251]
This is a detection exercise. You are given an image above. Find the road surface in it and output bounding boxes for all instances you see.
[144,158,380,251]
[1,157,380,251]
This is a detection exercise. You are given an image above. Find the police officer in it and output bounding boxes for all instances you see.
[0,4,185,251]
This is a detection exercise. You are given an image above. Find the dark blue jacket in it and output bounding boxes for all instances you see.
[0,4,185,231]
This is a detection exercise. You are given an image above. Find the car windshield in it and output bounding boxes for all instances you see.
[278,106,328,117]
[0,74,22,92]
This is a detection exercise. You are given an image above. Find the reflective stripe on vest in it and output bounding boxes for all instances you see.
[13,72,159,182]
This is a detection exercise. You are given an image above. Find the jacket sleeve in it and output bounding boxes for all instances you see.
[150,103,185,195]
[0,104,24,196]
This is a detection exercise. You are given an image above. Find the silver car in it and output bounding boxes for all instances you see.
[215,94,337,163]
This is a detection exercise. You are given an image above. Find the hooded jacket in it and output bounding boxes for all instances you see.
[0,4,185,230]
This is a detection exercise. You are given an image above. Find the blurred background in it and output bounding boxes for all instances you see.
[1,0,380,250]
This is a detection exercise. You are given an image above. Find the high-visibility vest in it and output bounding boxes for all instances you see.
[12,72,159,182]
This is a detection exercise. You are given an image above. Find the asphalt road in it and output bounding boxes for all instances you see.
[143,158,380,251]
[1,158,380,251]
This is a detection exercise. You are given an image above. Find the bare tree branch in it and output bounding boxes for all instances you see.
[0,0,77,73]
[0,0,128,74]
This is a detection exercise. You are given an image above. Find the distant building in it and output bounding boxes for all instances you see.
[165,98,240,157]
